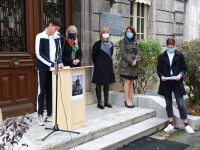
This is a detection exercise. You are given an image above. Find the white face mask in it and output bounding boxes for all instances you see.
[102,33,109,39]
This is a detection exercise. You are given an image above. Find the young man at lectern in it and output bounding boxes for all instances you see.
[35,18,64,126]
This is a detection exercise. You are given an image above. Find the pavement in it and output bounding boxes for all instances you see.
[149,126,200,150]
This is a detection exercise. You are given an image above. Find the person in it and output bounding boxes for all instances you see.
[35,18,64,126]
[92,27,115,109]
[119,26,139,108]
[157,38,194,134]
[62,25,82,67]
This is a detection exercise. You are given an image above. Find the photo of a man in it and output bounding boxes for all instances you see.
[72,74,83,97]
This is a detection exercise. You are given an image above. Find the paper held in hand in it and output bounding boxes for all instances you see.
[165,76,177,80]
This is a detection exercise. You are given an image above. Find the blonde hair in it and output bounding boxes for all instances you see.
[99,27,109,39]
[66,25,78,39]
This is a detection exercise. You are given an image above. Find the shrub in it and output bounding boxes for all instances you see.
[114,39,162,94]
[0,114,32,150]
[179,38,200,112]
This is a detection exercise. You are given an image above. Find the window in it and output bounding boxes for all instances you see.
[0,0,26,52]
[130,2,149,40]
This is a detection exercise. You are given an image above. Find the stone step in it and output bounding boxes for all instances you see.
[70,117,167,150]
[26,104,157,150]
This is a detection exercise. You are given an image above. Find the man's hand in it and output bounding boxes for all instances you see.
[176,74,182,81]
[55,63,64,69]
[161,76,166,81]
[132,61,136,66]
[73,59,80,65]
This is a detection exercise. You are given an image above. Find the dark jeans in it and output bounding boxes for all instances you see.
[164,94,187,120]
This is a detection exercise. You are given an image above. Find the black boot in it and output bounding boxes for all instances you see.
[96,88,104,109]
[104,86,112,108]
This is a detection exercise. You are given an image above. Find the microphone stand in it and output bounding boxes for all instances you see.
[42,36,80,141]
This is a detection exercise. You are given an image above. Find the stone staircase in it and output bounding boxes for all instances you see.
[26,102,167,150]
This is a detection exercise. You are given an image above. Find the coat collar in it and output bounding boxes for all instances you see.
[162,49,180,66]
[124,36,137,45]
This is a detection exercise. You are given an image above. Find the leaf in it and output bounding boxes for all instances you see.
[159,133,169,138]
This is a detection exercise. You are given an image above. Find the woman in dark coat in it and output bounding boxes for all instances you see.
[119,26,139,108]
[62,25,82,67]
[92,27,115,109]
[157,38,194,134]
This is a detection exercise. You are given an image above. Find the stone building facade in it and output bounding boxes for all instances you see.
[71,0,200,104]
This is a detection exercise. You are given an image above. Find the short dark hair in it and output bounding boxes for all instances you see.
[47,17,62,27]
[166,38,175,46]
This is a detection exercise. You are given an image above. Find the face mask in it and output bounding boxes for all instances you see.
[68,32,75,39]
[126,33,133,39]
[102,33,109,39]
[167,48,175,53]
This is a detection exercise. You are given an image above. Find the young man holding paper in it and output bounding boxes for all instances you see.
[157,38,194,134]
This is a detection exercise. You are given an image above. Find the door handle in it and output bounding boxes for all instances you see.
[13,61,19,66]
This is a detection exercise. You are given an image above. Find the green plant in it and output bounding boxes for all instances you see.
[157,125,163,132]
[114,39,162,94]
[0,114,32,150]
[179,38,200,113]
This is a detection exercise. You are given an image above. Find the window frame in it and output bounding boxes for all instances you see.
[130,2,149,40]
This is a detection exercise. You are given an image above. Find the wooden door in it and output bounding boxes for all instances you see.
[0,0,72,118]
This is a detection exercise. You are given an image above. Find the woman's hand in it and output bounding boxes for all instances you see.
[132,61,136,66]
[73,59,80,65]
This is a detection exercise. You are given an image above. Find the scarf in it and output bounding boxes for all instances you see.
[66,38,78,60]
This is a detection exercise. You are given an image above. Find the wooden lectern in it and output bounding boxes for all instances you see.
[51,66,92,130]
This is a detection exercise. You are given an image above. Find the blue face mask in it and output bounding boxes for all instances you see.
[126,33,133,39]
[68,32,75,39]
[167,48,175,53]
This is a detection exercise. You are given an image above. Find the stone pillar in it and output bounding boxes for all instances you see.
[184,0,200,41]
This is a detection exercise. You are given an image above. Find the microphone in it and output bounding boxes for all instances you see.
[57,33,65,39]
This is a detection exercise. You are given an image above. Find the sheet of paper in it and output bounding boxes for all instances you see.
[165,76,177,80]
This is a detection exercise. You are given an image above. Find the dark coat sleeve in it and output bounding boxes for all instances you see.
[77,42,82,61]
[179,53,187,77]
[62,41,73,65]
[157,54,164,78]
[92,41,100,64]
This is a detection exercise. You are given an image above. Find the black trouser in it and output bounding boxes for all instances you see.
[164,94,187,120]
[37,70,52,116]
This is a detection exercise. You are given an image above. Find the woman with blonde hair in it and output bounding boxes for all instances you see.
[62,25,82,67]
[92,27,115,109]
[119,26,139,108]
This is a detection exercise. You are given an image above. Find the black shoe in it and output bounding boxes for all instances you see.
[104,86,112,108]
[96,88,104,109]
[124,101,135,108]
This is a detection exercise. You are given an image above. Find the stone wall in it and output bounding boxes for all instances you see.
[148,0,186,47]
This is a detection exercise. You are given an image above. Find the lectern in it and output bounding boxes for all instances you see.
[51,66,92,130]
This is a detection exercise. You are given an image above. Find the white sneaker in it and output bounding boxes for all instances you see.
[185,125,194,134]
[37,115,45,126]
[163,124,174,133]
[45,115,52,122]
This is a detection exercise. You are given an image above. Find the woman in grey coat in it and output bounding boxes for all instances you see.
[119,26,139,108]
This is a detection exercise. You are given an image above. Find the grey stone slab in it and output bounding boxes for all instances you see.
[174,36,183,45]
[175,12,184,23]
[71,117,167,150]
[92,14,100,31]
[111,3,130,18]
[156,0,174,12]
[174,1,185,12]
[156,22,174,35]
[174,24,183,34]
[155,35,174,46]
[25,104,155,150]
[156,10,174,23]
[92,0,110,13]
